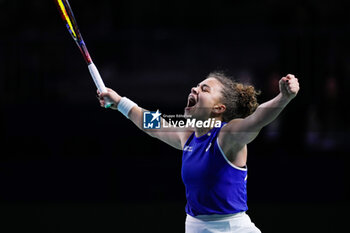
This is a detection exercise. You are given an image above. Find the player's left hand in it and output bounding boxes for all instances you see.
[279,74,300,100]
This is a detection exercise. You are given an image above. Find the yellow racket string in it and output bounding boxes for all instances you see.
[57,0,77,38]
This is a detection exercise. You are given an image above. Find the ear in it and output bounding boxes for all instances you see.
[213,104,226,114]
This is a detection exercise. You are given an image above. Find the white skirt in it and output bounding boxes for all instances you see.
[185,212,261,233]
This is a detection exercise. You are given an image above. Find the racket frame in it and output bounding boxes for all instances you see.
[55,0,112,108]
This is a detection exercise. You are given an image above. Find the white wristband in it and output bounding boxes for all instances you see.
[117,97,138,119]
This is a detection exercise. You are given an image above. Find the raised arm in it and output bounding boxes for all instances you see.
[219,74,300,146]
[98,88,191,150]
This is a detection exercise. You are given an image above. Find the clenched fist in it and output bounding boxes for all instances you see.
[279,74,300,100]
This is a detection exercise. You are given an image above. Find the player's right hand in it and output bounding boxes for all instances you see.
[97,88,121,110]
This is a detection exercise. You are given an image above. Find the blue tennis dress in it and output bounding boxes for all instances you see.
[182,123,248,217]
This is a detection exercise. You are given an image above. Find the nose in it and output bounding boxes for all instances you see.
[191,86,199,94]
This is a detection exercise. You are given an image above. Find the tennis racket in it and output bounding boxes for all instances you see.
[55,0,112,108]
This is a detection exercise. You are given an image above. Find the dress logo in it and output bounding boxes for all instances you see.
[205,143,212,152]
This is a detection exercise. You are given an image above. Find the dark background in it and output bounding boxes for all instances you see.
[1,0,349,232]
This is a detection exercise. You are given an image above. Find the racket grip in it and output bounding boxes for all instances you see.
[88,63,113,108]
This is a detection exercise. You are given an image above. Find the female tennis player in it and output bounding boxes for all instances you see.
[98,72,299,233]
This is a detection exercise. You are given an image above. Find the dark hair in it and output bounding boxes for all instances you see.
[208,71,260,122]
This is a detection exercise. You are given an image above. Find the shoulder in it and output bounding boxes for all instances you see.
[217,121,247,165]
[219,118,244,133]
[217,121,245,151]
[217,119,243,143]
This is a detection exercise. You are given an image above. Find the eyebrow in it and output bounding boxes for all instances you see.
[197,83,211,90]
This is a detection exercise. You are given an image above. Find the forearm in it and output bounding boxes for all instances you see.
[127,105,185,150]
[128,107,169,133]
[128,105,147,132]
[249,93,291,129]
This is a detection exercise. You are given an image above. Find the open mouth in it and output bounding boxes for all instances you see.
[186,94,197,108]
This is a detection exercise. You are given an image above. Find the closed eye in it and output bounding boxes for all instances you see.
[196,83,211,92]
[201,84,210,92]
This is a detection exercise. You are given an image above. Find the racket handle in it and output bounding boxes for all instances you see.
[88,63,113,108]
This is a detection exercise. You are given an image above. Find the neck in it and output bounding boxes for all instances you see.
[194,127,212,137]
[193,116,223,137]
